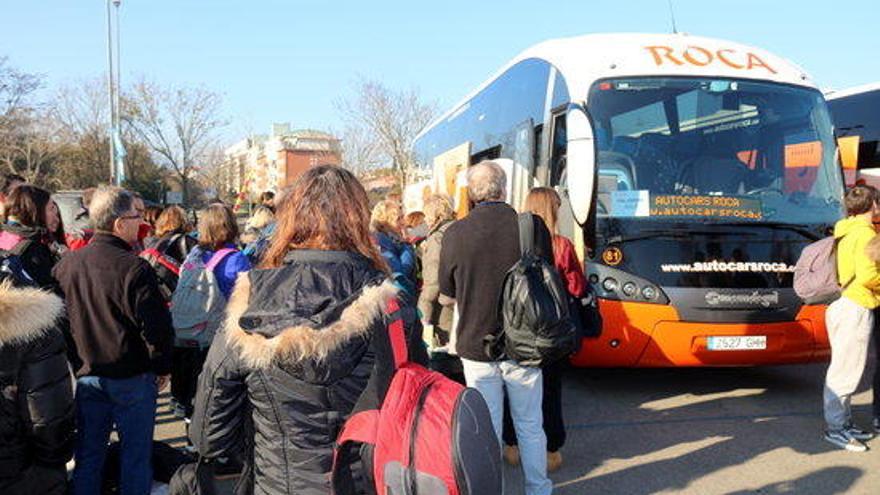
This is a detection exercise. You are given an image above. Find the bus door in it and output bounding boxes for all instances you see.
[510,119,537,210]
[547,109,589,257]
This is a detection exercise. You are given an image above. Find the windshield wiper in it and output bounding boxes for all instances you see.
[605,228,756,245]
[712,221,823,241]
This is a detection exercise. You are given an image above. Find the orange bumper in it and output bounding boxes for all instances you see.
[569,300,830,367]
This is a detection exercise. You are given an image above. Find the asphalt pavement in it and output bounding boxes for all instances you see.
[156,361,879,494]
[502,362,879,494]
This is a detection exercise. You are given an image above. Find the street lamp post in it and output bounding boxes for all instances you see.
[105,0,115,185]
[106,0,124,186]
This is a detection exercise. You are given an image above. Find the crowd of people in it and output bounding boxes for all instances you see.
[4,162,880,495]
[0,162,588,495]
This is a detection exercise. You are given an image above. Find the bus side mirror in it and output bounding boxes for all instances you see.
[566,103,596,225]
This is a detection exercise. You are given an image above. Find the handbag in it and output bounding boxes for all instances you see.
[569,286,602,338]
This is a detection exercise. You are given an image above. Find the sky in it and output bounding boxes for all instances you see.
[2,0,878,145]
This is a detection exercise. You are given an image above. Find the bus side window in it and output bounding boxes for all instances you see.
[550,113,567,186]
[470,145,501,164]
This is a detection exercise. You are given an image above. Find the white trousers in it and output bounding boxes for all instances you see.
[461,358,553,495]
[824,296,874,431]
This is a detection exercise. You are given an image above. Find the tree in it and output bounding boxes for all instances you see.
[51,77,108,142]
[0,56,41,124]
[0,57,51,183]
[48,77,168,197]
[337,78,436,187]
[48,77,112,188]
[338,123,383,175]
[123,78,226,205]
[49,138,109,190]
[0,111,60,186]
[193,145,232,203]
[123,141,166,203]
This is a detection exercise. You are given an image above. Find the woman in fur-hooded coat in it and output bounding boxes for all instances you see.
[0,281,75,495]
[190,166,426,495]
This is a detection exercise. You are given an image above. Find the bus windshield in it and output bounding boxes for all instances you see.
[588,77,844,225]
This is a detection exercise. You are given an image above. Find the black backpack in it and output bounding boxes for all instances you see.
[491,213,580,367]
[140,234,187,301]
[0,233,36,287]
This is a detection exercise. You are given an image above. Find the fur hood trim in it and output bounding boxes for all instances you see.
[225,274,399,369]
[0,281,64,345]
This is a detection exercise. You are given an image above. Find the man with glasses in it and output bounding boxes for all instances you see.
[53,186,174,495]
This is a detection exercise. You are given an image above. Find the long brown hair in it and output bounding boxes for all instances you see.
[524,187,561,235]
[261,165,388,272]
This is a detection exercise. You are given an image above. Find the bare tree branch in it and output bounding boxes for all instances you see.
[0,57,47,182]
[0,109,61,185]
[123,78,226,204]
[0,56,42,123]
[336,77,436,187]
[335,123,382,175]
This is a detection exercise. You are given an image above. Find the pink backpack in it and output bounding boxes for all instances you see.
[793,236,853,304]
[331,299,501,495]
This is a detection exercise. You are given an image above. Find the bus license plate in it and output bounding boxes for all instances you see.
[707,336,767,351]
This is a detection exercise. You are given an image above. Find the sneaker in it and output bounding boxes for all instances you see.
[844,424,874,442]
[824,429,868,452]
[547,450,563,473]
[502,445,520,466]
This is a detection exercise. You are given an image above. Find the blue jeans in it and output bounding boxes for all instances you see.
[72,373,157,495]
[462,359,552,495]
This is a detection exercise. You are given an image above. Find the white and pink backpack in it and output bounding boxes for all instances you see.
[170,247,235,348]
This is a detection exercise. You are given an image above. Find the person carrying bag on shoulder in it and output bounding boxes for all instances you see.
[822,185,880,452]
[170,205,251,421]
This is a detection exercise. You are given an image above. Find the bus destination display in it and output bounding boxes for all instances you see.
[610,190,763,220]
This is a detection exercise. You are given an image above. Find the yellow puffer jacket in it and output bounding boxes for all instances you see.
[835,215,880,308]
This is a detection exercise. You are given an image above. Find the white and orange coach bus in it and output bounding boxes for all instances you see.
[407,33,845,367]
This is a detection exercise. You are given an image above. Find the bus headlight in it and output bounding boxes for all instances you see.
[587,264,669,305]
[602,277,619,292]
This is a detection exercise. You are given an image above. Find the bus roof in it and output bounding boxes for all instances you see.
[418,33,816,141]
[825,82,880,100]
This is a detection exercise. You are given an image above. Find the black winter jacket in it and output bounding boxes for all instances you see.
[190,249,427,495]
[0,282,75,491]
